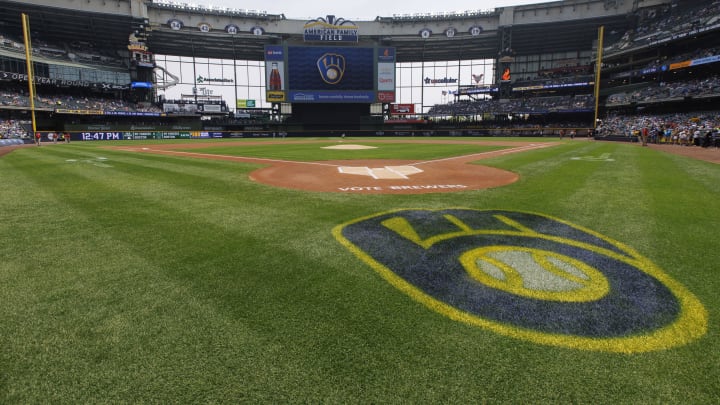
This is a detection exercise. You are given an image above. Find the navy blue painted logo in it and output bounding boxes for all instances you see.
[333,209,707,352]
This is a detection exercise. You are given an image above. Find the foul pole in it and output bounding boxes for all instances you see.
[21,13,38,135]
[593,25,605,130]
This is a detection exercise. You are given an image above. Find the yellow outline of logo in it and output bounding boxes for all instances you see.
[333,208,707,353]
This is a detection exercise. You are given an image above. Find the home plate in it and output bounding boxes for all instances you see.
[338,165,423,179]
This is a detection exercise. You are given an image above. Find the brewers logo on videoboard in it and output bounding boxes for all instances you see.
[287,46,375,103]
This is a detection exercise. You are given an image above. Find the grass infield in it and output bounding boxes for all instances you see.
[0,137,718,403]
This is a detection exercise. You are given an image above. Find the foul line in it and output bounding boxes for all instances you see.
[116,142,555,168]
[118,148,342,167]
[414,143,555,166]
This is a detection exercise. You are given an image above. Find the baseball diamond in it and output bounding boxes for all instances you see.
[111,140,554,193]
[1,0,719,402]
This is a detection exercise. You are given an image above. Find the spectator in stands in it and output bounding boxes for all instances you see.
[0,119,29,138]
[600,111,719,147]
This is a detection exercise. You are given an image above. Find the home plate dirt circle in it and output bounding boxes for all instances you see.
[250,157,520,194]
[255,141,557,194]
[112,140,555,194]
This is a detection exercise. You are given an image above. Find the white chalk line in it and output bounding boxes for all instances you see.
[120,148,341,167]
[118,142,554,169]
[414,143,555,166]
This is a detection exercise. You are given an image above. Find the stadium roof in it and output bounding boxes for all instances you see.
[0,0,630,63]
[0,1,133,52]
[144,16,628,63]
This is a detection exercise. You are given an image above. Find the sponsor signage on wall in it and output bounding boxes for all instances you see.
[377,64,395,91]
[669,60,691,70]
[288,91,375,103]
[377,47,395,63]
[377,47,395,94]
[199,104,222,113]
[424,77,458,85]
[264,45,286,102]
[163,103,198,114]
[236,99,256,108]
[377,47,396,103]
[196,76,233,84]
[391,104,415,115]
[0,71,127,90]
[377,92,395,103]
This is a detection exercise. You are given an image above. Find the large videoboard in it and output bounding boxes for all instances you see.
[264,45,396,104]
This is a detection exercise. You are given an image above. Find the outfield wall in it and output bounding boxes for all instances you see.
[0,138,27,146]
[34,128,593,141]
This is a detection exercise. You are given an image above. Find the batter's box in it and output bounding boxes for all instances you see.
[338,165,423,179]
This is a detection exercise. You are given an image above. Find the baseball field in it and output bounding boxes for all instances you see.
[1,137,718,403]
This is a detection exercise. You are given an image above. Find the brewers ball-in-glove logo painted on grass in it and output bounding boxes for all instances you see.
[333,209,707,353]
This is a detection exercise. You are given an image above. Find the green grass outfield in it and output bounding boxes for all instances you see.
[1,137,718,403]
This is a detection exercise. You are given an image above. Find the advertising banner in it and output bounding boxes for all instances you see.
[390,104,415,115]
[377,91,396,103]
[288,91,375,103]
[377,63,395,91]
[163,103,198,113]
[0,71,127,90]
[264,45,286,102]
[669,60,691,70]
[200,104,222,113]
[690,54,720,67]
[378,47,396,63]
[236,99,257,108]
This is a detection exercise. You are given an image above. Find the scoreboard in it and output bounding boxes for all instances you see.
[265,45,395,103]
